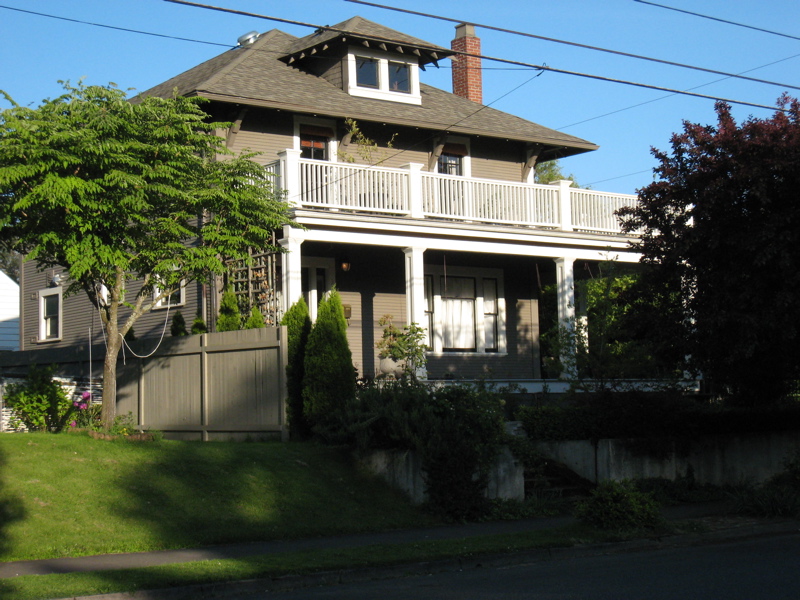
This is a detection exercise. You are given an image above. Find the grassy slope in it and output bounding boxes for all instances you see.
[0,433,436,562]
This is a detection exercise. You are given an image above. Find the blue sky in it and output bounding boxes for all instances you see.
[1,0,797,195]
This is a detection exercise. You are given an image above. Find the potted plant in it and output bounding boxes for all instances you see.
[376,315,428,378]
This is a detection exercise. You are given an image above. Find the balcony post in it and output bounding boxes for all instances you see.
[279,226,306,315]
[551,179,574,232]
[277,149,302,208]
[402,163,425,219]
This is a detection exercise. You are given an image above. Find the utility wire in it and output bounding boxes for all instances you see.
[346,0,800,92]
[634,0,800,42]
[164,0,788,113]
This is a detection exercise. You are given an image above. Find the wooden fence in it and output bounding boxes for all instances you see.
[0,327,288,441]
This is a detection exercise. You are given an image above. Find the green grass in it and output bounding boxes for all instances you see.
[0,525,615,600]
[0,432,436,562]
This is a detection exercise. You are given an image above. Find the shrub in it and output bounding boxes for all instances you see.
[375,315,428,378]
[302,288,355,435]
[3,366,74,433]
[281,297,312,439]
[216,286,242,332]
[191,313,208,335]
[244,306,266,329]
[170,311,188,336]
[575,480,663,530]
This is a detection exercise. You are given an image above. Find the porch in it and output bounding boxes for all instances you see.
[270,150,638,236]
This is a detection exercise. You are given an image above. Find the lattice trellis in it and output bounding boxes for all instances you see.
[227,241,282,327]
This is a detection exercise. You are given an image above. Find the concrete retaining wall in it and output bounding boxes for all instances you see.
[535,431,800,485]
[361,446,524,504]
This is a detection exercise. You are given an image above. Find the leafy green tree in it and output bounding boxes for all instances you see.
[302,289,355,434]
[191,313,208,335]
[0,82,291,428]
[281,297,312,438]
[620,97,800,403]
[216,286,242,332]
[535,159,581,187]
[0,249,20,282]
[243,305,266,329]
[170,311,189,336]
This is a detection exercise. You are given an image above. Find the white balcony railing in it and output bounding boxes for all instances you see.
[274,150,637,235]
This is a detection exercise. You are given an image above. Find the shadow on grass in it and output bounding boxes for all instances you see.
[0,444,25,599]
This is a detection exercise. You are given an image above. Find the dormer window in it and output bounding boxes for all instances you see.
[346,48,421,105]
[356,57,379,88]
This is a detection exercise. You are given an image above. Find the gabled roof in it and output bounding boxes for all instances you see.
[139,19,598,159]
[284,16,453,66]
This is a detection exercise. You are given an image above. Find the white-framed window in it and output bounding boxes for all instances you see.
[294,118,337,162]
[424,266,506,354]
[38,287,62,341]
[345,48,421,105]
[154,280,185,309]
[435,141,471,177]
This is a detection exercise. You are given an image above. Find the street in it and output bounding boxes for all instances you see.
[235,533,800,599]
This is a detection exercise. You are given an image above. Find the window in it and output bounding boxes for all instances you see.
[39,287,62,341]
[346,50,421,105]
[356,57,379,88]
[424,267,505,354]
[154,279,185,309]
[388,61,410,93]
[300,134,328,161]
[437,153,463,176]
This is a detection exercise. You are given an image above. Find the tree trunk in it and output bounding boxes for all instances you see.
[101,336,122,430]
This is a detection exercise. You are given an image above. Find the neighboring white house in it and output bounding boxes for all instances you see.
[0,271,20,351]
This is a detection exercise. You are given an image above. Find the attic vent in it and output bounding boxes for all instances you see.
[237,31,259,46]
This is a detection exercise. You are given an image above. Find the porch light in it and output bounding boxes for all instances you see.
[340,258,351,272]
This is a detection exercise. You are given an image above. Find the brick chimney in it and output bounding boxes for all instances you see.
[451,23,482,104]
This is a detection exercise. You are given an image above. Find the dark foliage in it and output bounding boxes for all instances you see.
[281,297,312,439]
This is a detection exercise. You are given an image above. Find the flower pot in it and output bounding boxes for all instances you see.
[379,357,406,377]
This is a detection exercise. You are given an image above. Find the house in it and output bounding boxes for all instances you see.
[0,270,19,352]
[18,17,640,384]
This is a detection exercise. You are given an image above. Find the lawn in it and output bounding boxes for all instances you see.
[0,432,436,562]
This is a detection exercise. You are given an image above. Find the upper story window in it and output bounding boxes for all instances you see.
[437,153,463,176]
[297,122,335,161]
[346,48,421,105]
[39,287,62,342]
[300,134,329,160]
[356,57,379,88]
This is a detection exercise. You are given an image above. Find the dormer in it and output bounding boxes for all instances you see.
[281,16,453,106]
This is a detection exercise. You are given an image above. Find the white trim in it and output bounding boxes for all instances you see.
[301,256,336,321]
[38,286,62,342]
[345,47,422,105]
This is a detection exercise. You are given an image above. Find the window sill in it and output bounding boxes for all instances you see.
[427,351,508,357]
[37,338,62,344]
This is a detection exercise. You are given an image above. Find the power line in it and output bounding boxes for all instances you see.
[345,0,800,92]
[164,0,789,113]
[0,4,235,50]
[634,0,800,42]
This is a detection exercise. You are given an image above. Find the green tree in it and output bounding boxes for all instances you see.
[620,97,800,403]
[281,297,312,438]
[170,311,189,336]
[216,286,242,332]
[302,288,355,434]
[0,249,20,283]
[535,159,581,187]
[0,82,291,428]
[243,305,266,329]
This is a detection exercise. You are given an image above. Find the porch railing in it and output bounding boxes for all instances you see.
[273,150,637,235]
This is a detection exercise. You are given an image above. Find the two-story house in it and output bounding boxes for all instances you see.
[18,17,640,382]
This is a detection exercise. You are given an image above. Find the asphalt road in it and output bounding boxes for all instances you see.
[237,533,800,600]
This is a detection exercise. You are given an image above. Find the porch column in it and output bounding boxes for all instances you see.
[403,247,427,378]
[279,226,306,314]
[277,149,302,208]
[554,257,576,378]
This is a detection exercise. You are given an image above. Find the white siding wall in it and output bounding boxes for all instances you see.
[0,271,19,351]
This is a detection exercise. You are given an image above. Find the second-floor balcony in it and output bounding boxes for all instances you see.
[271,150,638,236]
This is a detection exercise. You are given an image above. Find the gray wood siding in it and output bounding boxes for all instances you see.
[471,138,526,182]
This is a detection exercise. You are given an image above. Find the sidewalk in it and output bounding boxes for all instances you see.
[1,503,798,599]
